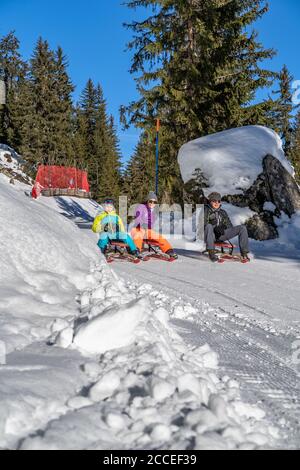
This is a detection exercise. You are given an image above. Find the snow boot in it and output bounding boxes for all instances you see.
[241,252,251,262]
[131,250,142,260]
[208,250,219,263]
[166,249,178,260]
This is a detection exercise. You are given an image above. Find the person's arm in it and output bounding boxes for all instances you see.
[92,213,106,233]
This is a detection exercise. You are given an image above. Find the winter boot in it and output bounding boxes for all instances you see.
[166,249,178,260]
[131,250,142,260]
[208,250,219,263]
[241,252,251,262]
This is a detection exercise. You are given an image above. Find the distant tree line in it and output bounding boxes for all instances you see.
[1,2,299,205]
[0,33,122,201]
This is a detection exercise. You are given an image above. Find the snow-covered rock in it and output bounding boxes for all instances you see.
[178,126,300,240]
[178,126,291,194]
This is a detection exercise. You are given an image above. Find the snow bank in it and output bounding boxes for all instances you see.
[178,126,292,195]
[35,262,279,450]
[0,177,99,353]
[276,211,300,251]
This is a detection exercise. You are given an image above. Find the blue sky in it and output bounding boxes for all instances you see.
[1,0,300,162]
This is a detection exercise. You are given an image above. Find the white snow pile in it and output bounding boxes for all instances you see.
[31,262,280,451]
[178,126,293,196]
[0,176,98,354]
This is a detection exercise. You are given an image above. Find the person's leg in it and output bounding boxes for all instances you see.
[220,225,249,254]
[97,233,110,253]
[116,232,138,254]
[205,224,216,250]
[147,229,173,253]
[131,228,145,252]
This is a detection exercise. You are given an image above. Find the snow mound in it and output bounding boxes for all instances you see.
[43,262,279,450]
[0,177,99,353]
[74,298,149,355]
[275,211,300,251]
[178,126,292,195]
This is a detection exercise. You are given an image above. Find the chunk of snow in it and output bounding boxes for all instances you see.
[73,298,149,355]
[89,370,121,402]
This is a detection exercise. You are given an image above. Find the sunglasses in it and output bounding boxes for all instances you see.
[148,200,158,204]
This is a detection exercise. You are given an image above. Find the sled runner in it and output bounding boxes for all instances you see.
[142,240,177,262]
[105,241,140,264]
[203,242,250,264]
[105,241,149,264]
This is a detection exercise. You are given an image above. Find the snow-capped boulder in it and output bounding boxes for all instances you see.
[178,126,300,240]
[0,144,31,185]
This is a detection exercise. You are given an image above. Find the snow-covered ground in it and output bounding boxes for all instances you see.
[0,160,300,449]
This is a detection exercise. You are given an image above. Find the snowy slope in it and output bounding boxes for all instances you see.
[0,176,99,353]
[0,175,285,450]
[178,126,293,195]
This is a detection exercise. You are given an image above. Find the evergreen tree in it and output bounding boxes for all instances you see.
[97,115,122,202]
[52,46,74,165]
[123,131,156,204]
[272,65,294,156]
[75,80,122,201]
[121,0,277,201]
[19,38,74,169]
[290,110,300,182]
[0,31,27,148]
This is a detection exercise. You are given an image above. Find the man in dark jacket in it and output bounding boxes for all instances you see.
[204,192,250,263]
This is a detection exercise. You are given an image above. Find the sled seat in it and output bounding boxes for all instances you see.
[215,241,236,255]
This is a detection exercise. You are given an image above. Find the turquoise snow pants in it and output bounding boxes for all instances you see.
[98,232,137,254]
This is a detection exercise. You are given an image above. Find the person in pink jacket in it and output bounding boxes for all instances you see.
[131,192,178,259]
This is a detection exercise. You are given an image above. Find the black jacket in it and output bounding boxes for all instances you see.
[204,204,233,238]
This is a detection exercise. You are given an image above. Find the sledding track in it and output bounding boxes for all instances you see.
[113,251,300,449]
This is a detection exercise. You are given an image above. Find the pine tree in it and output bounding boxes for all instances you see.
[19,38,57,166]
[75,81,122,201]
[98,115,122,202]
[123,131,156,204]
[272,65,294,156]
[19,38,75,169]
[51,46,74,165]
[290,110,300,182]
[121,0,277,201]
[0,31,27,148]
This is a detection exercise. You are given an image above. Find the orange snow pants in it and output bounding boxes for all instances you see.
[131,228,172,253]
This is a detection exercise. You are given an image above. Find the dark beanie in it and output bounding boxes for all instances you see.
[208,192,222,202]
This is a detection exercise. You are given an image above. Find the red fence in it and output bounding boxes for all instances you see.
[35,165,90,191]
